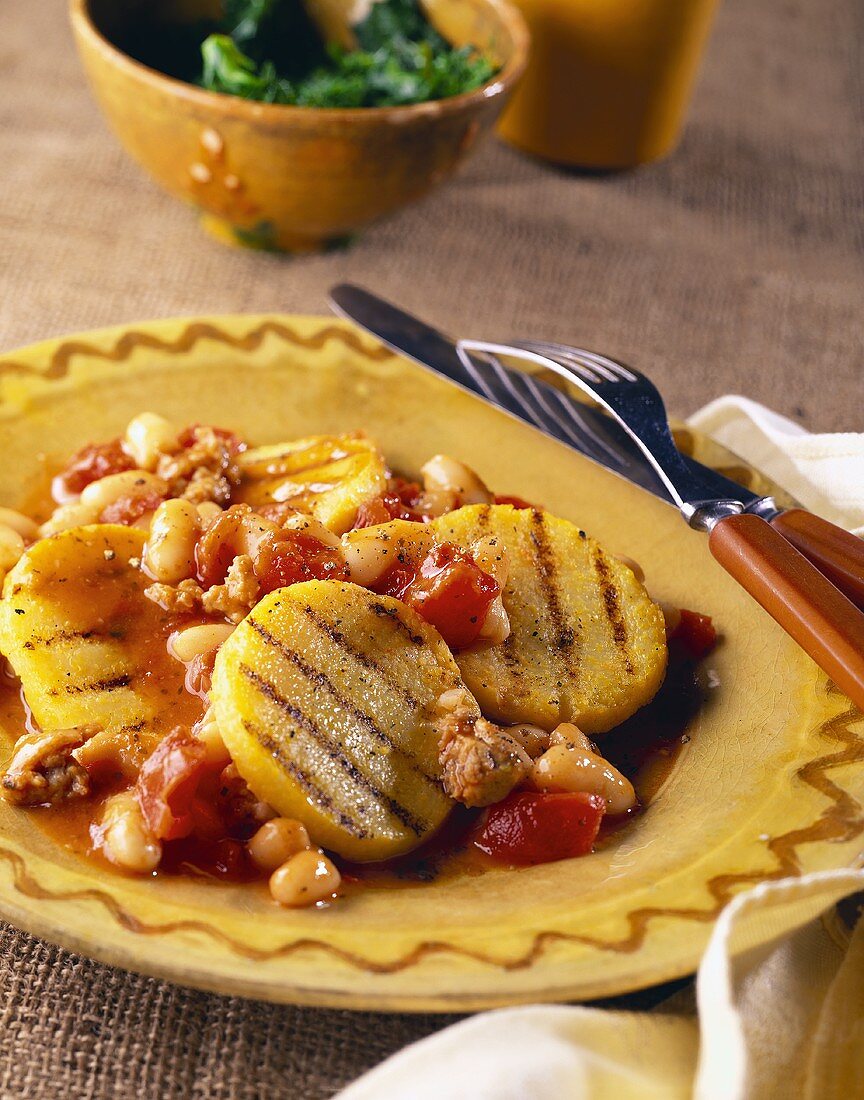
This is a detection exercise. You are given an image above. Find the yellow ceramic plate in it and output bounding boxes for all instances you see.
[0,316,861,1011]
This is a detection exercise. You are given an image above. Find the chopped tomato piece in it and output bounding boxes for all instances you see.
[194,504,275,588]
[353,476,460,528]
[388,477,434,518]
[669,609,717,659]
[473,791,606,865]
[354,494,409,528]
[256,531,350,595]
[54,438,135,499]
[494,494,537,510]
[193,505,346,593]
[353,478,428,528]
[376,542,499,650]
[100,491,165,526]
[136,729,208,841]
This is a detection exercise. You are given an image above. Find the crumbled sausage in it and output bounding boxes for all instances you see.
[0,727,95,806]
[157,426,240,506]
[201,554,259,623]
[144,553,259,624]
[144,577,206,615]
[435,690,531,807]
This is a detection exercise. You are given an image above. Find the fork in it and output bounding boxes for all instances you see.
[457,337,864,711]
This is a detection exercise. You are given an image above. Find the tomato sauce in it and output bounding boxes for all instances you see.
[1,452,715,895]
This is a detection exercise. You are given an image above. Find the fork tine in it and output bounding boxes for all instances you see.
[457,341,629,466]
[479,352,565,436]
[573,349,639,383]
[516,340,606,384]
[511,371,591,449]
[481,353,625,461]
[522,375,628,466]
[456,348,509,406]
[517,339,642,385]
[554,348,621,383]
[463,346,590,445]
[542,386,631,467]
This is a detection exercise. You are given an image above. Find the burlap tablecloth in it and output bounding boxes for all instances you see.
[0,0,861,1096]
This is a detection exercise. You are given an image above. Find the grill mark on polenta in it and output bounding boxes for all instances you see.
[300,605,424,702]
[497,634,528,701]
[528,509,580,670]
[240,665,427,835]
[241,717,369,839]
[48,673,133,697]
[246,618,440,787]
[368,602,425,646]
[23,626,124,650]
[592,548,634,674]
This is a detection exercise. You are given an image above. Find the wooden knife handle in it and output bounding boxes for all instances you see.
[771,509,864,613]
[709,513,864,711]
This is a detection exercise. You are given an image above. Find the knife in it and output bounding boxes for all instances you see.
[329,283,864,614]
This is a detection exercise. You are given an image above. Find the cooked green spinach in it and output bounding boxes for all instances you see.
[197,0,496,108]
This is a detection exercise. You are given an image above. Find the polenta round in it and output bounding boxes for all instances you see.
[431,505,668,733]
[211,581,471,862]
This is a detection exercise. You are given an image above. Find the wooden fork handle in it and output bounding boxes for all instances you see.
[709,513,864,711]
[770,509,864,613]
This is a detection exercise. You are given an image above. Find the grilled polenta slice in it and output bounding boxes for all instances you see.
[211,580,470,861]
[0,525,189,773]
[431,505,667,734]
[236,434,387,534]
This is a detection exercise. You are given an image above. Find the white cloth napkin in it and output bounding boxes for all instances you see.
[689,396,864,535]
[337,397,864,1100]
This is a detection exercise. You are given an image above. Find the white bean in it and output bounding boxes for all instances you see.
[341,528,399,586]
[144,498,199,584]
[248,818,310,873]
[0,526,25,573]
[100,790,162,873]
[476,596,510,644]
[549,722,592,752]
[269,849,341,907]
[414,487,458,517]
[192,709,232,768]
[421,454,493,506]
[0,508,39,541]
[281,512,342,550]
[507,723,550,758]
[80,470,168,513]
[531,743,637,815]
[169,622,234,663]
[196,501,223,527]
[39,501,101,536]
[124,412,179,471]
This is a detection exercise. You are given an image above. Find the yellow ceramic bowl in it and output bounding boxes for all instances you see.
[70,0,528,252]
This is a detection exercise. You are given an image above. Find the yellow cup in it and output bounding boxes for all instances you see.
[497,0,719,168]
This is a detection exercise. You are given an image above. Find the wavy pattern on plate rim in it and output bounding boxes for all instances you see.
[0,319,391,386]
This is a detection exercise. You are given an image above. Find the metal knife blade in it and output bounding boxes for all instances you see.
[329,283,761,509]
